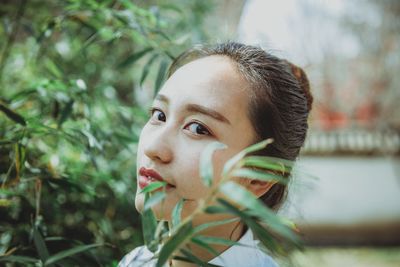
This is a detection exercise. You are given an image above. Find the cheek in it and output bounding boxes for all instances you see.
[176,146,233,199]
[174,154,206,197]
[136,130,145,167]
[212,148,237,181]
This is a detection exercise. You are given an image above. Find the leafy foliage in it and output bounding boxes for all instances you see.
[0,0,213,266]
[141,141,301,266]
[0,1,301,266]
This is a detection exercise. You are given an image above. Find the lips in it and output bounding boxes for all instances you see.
[138,167,175,190]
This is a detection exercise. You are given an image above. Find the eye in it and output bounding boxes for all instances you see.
[150,108,166,122]
[184,122,211,136]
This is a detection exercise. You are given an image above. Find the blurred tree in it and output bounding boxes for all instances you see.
[311,0,400,131]
[342,0,400,130]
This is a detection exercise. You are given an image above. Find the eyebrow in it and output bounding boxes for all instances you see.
[155,94,231,125]
[155,94,168,103]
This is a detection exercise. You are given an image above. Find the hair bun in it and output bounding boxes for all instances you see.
[287,62,313,112]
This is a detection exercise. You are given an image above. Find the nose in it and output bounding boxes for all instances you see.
[142,128,173,164]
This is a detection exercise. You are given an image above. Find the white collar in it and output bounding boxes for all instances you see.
[208,229,278,267]
[119,229,278,267]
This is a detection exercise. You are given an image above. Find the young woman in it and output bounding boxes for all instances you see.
[119,42,313,267]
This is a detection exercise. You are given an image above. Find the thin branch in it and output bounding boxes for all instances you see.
[0,0,27,83]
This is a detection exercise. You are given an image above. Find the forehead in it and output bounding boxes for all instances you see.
[159,55,250,110]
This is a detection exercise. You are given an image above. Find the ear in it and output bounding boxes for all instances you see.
[238,178,276,198]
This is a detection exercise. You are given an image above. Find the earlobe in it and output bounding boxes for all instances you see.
[251,179,276,198]
[237,178,276,198]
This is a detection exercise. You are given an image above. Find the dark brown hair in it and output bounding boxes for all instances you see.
[168,42,313,210]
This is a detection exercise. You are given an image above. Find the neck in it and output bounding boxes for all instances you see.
[170,220,245,267]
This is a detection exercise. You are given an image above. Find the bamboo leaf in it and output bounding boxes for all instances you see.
[204,205,229,214]
[0,139,16,145]
[191,236,237,247]
[143,191,166,211]
[222,151,245,176]
[142,193,158,252]
[245,216,281,253]
[216,199,282,254]
[57,99,74,128]
[156,222,193,267]
[140,181,167,193]
[178,248,220,267]
[222,139,274,175]
[44,243,102,265]
[246,155,294,168]
[243,139,274,155]
[0,103,26,126]
[193,217,238,233]
[190,237,219,257]
[159,3,183,14]
[230,168,288,185]
[140,53,159,86]
[171,198,185,229]
[200,142,227,187]
[45,59,62,78]
[118,47,153,68]
[32,226,51,264]
[154,59,169,93]
[242,156,292,173]
[219,182,298,242]
[0,255,39,264]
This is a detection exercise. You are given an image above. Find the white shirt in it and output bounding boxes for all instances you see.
[118,229,279,267]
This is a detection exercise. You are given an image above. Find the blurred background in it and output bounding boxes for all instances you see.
[0,0,399,266]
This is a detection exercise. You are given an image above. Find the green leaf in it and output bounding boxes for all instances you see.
[0,103,26,126]
[193,217,238,233]
[191,236,237,247]
[178,248,218,267]
[0,255,39,264]
[190,237,219,257]
[230,168,288,185]
[0,139,16,145]
[143,191,166,211]
[118,47,153,68]
[156,222,193,267]
[45,59,62,78]
[171,198,185,229]
[219,182,298,242]
[245,216,281,253]
[222,139,274,175]
[142,193,158,252]
[140,53,159,86]
[57,99,74,128]
[140,181,167,193]
[159,3,184,14]
[32,226,51,264]
[216,199,282,254]
[44,243,102,265]
[242,156,293,173]
[242,138,274,155]
[204,205,229,215]
[154,59,169,93]
[152,29,172,41]
[200,142,227,187]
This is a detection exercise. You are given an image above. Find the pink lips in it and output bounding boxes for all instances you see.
[138,167,175,190]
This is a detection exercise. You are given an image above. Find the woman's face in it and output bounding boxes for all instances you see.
[135,55,258,224]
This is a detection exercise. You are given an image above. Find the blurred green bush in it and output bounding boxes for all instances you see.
[0,0,213,265]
